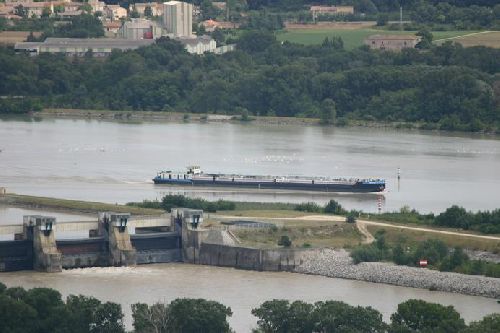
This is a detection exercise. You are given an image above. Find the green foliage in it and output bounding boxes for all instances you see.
[416,29,434,49]
[373,205,500,235]
[389,299,466,333]
[128,195,236,213]
[1,30,499,131]
[324,200,347,215]
[346,214,357,223]
[350,244,385,264]
[169,298,232,333]
[132,302,170,333]
[376,13,389,26]
[0,286,125,333]
[252,299,387,333]
[278,235,292,247]
[319,98,336,125]
[351,232,500,277]
[294,202,322,213]
[144,5,153,18]
[462,313,500,333]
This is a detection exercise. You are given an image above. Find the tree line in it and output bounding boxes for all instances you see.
[0,283,498,332]
[372,205,500,234]
[1,32,499,132]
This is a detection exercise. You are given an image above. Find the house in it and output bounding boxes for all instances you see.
[309,5,354,16]
[14,37,155,56]
[129,2,163,17]
[364,34,421,51]
[212,1,226,11]
[103,20,122,37]
[201,19,239,32]
[88,0,105,14]
[105,4,127,20]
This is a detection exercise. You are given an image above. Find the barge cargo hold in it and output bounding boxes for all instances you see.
[153,167,385,193]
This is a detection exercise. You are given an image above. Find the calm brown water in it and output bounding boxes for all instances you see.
[1,118,500,213]
[1,264,499,332]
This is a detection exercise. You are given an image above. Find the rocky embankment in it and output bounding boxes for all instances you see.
[295,249,500,298]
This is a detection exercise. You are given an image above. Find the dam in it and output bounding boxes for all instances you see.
[0,210,186,272]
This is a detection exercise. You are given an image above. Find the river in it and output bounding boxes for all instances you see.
[1,264,499,332]
[1,118,500,213]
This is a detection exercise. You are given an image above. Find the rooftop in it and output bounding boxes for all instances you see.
[15,37,155,50]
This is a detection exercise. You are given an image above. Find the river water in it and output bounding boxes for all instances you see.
[1,118,500,213]
[1,264,499,332]
[1,118,500,331]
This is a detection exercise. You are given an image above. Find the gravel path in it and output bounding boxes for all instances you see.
[295,249,500,298]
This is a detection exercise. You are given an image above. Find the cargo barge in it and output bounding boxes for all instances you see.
[152,166,385,193]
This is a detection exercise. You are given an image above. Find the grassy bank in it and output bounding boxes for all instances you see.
[0,194,163,216]
[230,219,361,249]
[366,225,500,253]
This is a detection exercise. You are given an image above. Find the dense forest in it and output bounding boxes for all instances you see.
[1,32,499,131]
[1,284,498,332]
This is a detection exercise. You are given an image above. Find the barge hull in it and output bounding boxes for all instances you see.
[152,179,384,193]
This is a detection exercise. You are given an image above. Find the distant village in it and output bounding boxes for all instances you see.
[0,0,424,56]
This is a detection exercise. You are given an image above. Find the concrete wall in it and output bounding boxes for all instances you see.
[198,243,306,272]
[136,249,182,264]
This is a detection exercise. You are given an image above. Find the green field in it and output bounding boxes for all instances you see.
[276,28,478,50]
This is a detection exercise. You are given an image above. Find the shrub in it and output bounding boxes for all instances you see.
[278,235,292,247]
[350,245,384,264]
[346,214,356,223]
[295,202,322,213]
[324,200,346,215]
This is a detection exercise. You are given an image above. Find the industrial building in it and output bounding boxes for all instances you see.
[14,38,155,56]
[163,0,192,37]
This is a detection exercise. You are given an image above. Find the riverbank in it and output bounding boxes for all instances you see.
[295,248,500,299]
[29,108,500,135]
[0,193,163,216]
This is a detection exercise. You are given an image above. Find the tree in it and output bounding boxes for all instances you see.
[211,28,225,45]
[144,5,153,18]
[132,302,171,333]
[252,300,300,333]
[0,294,38,333]
[168,298,232,333]
[324,199,345,214]
[416,29,433,49]
[462,314,500,333]
[237,30,277,53]
[320,98,336,124]
[313,300,386,333]
[435,205,469,228]
[78,4,92,14]
[41,7,52,18]
[130,8,140,18]
[15,5,28,18]
[278,235,292,247]
[377,13,389,26]
[91,302,125,333]
[389,299,466,333]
